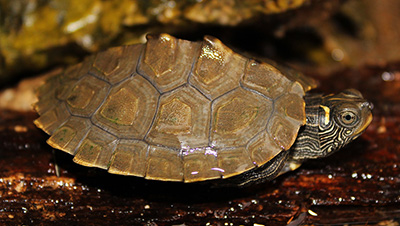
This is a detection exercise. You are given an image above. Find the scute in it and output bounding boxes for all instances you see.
[146,145,183,181]
[242,59,292,99]
[47,116,91,155]
[34,103,70,134]
[211,88,273,148]
[146,85,210,148]
[263,59,317,92]
[34,75,60,114]
[138,34,200,92]
[73,126,118,169]
[189,36,247,99]
[92,75,159,139]
[217,147,255,178]
[34,34,314,183]
[89,45,142,84]
[268,115,299,150]
[65,75,110,117]
[275,91,306,125]
[182,148,220,182]
[247,131,282,166]
[108,139,148,176]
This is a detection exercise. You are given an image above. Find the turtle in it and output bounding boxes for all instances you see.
[33,33,373,186]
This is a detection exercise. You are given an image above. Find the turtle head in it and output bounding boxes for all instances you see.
[292,89,372,160]
[316,89,373,157]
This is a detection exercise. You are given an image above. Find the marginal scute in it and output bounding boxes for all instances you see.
[47,116,91,155]
[36,74,60,100]
[108,139,148,176]
[145,146,183,181]
[217,147,255,178]
[183,148,221,182]
[139,34,200,92]
[73,126,117,169]
[66,75,110,117]
[268,115,299,150]
[247,131,282,166]
[33,103,70,134]
[242,59,292,100]
[190,36,246,99]
[34,91,59,115]
[289,81,305,97]
[146,86,210,148]
[92,75,159,139]
[34,75,60,114]
[90,45,142,84]
[211,88,273,148]
[275,92,306,125]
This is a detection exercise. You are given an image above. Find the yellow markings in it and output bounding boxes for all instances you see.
[320,105,331,125]
[289,161,302,171]
[354,112,373,135]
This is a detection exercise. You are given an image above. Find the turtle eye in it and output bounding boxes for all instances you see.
[338,111,358,127]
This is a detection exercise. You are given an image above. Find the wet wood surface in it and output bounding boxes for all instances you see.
[0,62,399,225]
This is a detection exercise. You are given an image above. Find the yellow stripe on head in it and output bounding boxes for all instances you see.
[320,105,330,125]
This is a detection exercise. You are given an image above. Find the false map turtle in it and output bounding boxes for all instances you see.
[34,34,373,186]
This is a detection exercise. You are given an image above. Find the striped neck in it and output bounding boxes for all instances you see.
[290,94,322,160]
[290,89,372,161]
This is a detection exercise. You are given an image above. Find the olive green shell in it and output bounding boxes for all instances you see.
[34,34,316,182]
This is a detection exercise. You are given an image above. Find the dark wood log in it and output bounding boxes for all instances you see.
[0,62,399,225]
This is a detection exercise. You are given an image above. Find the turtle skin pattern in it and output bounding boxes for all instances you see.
[34,34,316,182]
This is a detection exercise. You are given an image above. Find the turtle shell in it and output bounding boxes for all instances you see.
[34,34,317,182]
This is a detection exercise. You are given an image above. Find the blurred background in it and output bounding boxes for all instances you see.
[1,0,399,86]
